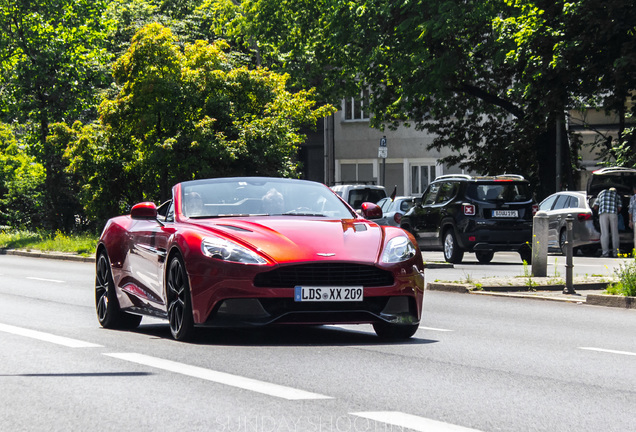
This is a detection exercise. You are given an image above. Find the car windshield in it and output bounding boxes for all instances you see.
[465,182,532,202]
[181,178,356,219]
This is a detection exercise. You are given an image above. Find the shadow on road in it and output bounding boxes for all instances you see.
[130,323,439,347]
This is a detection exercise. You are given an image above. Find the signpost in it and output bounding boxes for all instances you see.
[378,136,387,186]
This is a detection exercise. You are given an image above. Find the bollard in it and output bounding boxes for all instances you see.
[563,214,576,294]
[532,211,549,277]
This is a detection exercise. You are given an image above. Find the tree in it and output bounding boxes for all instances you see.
[0,0,113,230]
[64,23,333,224]
[239,0,636,197]
[0,123,45,229]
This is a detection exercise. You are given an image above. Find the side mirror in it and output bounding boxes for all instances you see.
[360,202,382,219]
[131,202,158,220]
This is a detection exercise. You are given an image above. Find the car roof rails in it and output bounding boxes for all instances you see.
[593,166,636,174]
[495,174,526,180]
[434,174,472,181]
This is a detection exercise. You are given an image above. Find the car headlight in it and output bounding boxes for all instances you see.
[381,236,417,263]
[201,237,267,265]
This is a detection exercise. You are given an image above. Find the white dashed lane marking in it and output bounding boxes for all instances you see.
[104,352,333,400]
[26,277,65,283]
[580,347,636,357]
[0,323,102,348]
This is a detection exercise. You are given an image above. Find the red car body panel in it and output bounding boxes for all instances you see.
[97,178,425,330]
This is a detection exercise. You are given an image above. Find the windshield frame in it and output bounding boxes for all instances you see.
[179,177,358,219]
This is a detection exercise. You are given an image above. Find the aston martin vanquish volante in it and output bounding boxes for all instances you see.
[95,177,425,341]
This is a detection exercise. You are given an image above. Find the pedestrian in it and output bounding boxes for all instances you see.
[594,186,621,257]
[628,185,636,255]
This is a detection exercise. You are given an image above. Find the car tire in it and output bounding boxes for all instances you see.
[519,248,532,263]
[95,251,142,330]
[373,322,419,340]
[580,245,599,256]
[443,229,464,263]
[475,251,494,264]
[167,254,195,341]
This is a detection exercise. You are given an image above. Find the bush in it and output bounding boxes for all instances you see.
[610,259,636,297]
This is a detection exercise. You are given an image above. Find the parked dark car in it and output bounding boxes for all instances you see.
[587,166,636,252]
[538,191,600,255]
[400,174,537,264]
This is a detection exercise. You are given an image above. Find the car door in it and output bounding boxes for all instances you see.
[126,200,175,312]
[417,182,455,248]
[548,194,572,248]
[403,184,439,247]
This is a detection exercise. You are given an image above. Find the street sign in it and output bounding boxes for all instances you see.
[378,146,387,158]
[380,136,387,147]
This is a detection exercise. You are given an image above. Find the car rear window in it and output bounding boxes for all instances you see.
[588,172,636,197]
[348,189,387,208]
[466,182,532,202]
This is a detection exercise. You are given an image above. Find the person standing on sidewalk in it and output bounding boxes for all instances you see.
[594,187,621,257]
[628,185,636,255]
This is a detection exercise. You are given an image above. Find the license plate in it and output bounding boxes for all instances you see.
[294,286,363,302]
[492,210,518,218]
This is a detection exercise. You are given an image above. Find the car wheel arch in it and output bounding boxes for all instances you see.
[163,246,188,298]
[440,220,459,243]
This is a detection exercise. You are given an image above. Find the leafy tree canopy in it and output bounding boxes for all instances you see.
[64,23,334,223]
[236,0,636,194]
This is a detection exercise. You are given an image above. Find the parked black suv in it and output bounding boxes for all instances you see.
[400,174,537,263]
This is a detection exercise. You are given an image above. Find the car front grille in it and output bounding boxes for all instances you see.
[253,263,394,288]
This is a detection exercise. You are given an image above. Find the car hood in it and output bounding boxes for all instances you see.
[194,217,385,264]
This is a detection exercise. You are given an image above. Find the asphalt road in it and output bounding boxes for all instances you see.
[1,254,635,432]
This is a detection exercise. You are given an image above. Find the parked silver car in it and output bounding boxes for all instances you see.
[374,196,416,226]
[538,191,600,255]
[587,166,636,252]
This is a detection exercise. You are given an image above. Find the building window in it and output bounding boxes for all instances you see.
[411,164,437,195]
[342,89,371,121]
[340,163,376,184]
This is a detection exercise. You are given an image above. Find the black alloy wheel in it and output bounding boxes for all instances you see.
[443,229,464,263]
[95,252,141,329]
[475,251,494,264]
[167,255,195,341]
[519,248,532,263]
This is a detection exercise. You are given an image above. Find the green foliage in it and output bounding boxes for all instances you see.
[241,0,636,196]
[64,23,334,223]
[610,259,636,297]
[0,0,113,124]
[0,229,97,256]
[0,0,113,231]
[0,123,45,229]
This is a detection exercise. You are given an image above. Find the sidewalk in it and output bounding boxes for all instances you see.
[427,276,636,309]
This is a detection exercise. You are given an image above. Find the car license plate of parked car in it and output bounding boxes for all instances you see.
[294,286,363,302]
[492,210,518,218]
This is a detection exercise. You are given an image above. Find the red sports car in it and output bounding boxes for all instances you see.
[95,177,425,341]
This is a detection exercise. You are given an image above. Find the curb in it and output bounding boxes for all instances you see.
[586,294,636,309]
[1,248,94,263]
[427,281,636,309]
